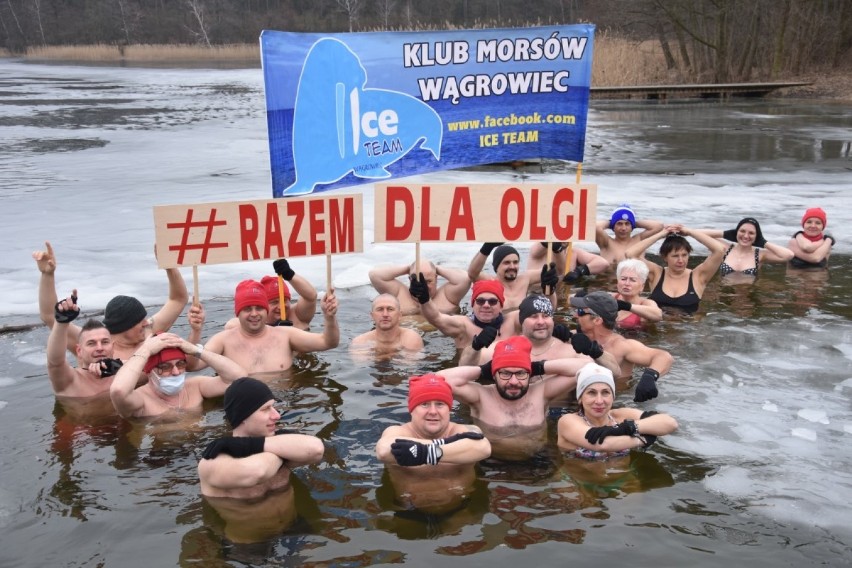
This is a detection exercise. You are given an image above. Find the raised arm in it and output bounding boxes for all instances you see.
[150,267,189,334]
[436,365,484,406]
[273,258,318,325]
[368,264,408,296]
[435,264,471,306]
[419,297,468,338]
[467,242,502,281]
[46,292,79,394]
[287,292,339,352]
[634,217,665,240]
[683,227,727,286]
[625,226,667,260]
[33,241,81,350]
[760,241,795,263]
[594,220,613,250]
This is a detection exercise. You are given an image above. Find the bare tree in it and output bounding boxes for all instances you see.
[336,0,360,32]
[186,0,212,47]
[377,0,395,28]
[31,0,45,45]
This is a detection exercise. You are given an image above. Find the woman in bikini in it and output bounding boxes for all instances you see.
[705,217,793,279]
[557,363,677,460]
[788,207,834,269]
[626,224,726,314]
[611,259,662,330]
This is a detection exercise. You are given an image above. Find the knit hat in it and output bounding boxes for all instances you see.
[260,275,291,301]
[472,279,505,306]
[143,347,187,374]
[576,363,615,399]
[518,295,553,325]
[103,295,148,335]
[224,377,275,428]
[407,374,453,412]
[570,291,618,327]
[233,279,269,316]
[609,204,636,230]
[491,336,532,373]
[801,207,827,228]
[491,245,520,271]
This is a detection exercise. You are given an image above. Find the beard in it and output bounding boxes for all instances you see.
[496,382,529,401]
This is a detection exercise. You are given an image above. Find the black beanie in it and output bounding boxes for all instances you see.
[518,295,553,326]
[224,377,275,428]
[491,245,519,271]
[102,295,148,334]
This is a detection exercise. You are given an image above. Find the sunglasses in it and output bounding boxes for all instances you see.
[496,369,530,381]
[155,360,187,374]
[575,308,598,318]
[475,297,500,306]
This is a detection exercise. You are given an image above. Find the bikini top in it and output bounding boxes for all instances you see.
[720,244,760,276]
[573,410,630,460]
[647,270,700,314]
[616,311,644,331]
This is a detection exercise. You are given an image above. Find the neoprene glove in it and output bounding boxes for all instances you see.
[479,242,503,256]
[824,233,836,246]
[439,431,485,444]
[552,324,573,343]
[722,228,738,241]
[531,360,546,377]
[585,419,638,445]
[54,293,79,324]
[571,332,604,359]
[390,439,443,466]
[616,299,632,311]
[639,410,659,447]
[408,272,430,304]
[540,242,566,253]
[754,234,767,248]
[540,262,558,291]
[478,361,493,381]
[563,264,590,283]
[633,368,660,402]
[98,358,124,378]
[201,436,265,460]
[272,258,296,281]
[273,319,294,327]
[471,326,498,351]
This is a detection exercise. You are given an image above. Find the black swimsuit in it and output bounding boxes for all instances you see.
[648,270,700,313]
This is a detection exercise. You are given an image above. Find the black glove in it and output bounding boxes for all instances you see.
[98,358,124,378]
[633,368,660,402]
[722,228,737,241]
[479,242,503,256]
[640,410,659,419]
[552,324,573,343]
[471,326,498,351]
[390,439,443,466]
[54,294,79,324]
[616,299,632,311]
[531,360,546,377]
[272,259,295,281]
[540,262,558,292]
[408,272,430,304]
[753,234,767,248]
[540,242,566,253]
[563,264,590,283]
[439,431,485,445]
[201,436,265,460]
[824,233,835,247]
[274,428,299,435]
[584,419,638,445]
[272,319,294,327]
[639,410,659,447]
[571,332,604,359]
[478,360,493,381]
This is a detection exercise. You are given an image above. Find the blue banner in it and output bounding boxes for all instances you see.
[260,25,595,197]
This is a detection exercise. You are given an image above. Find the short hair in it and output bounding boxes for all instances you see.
[616,259,649,282]
[372,293,400,311]
[80,319,107,335]
[659,234,692,257]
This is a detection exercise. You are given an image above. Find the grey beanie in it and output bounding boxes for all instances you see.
[491,245,520,271]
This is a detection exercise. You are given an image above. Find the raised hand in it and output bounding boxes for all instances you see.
[633,369,660,402]
[54,289,80,324]
[408,272,430,304]
[272,258,296,281]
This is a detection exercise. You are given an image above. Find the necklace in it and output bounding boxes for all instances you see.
[531,338,555,357]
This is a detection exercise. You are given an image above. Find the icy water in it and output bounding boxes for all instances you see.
[0,59,851,567]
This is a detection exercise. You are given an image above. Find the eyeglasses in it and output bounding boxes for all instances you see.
[575,308,598,318]
[475,297,500,306]
[156,360,187,374]
[496,369,530,381]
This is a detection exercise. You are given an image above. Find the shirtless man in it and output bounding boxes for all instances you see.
[376,374,491,513]
[33,241,189,361]
[409,278,515,351]
[198,378,324,538]
[350,294,424,359]
[224,258,318,330]
[595,204,664,266]
[467,243,557,311]
[200,279,339,375]
[368,258,471,316]
[439,335,592,461]
[110,332,245,419]
[570,291,673,402]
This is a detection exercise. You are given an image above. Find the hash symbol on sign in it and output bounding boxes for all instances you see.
[167,208,228,265]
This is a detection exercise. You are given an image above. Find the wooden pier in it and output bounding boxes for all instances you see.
[591,81,812,100]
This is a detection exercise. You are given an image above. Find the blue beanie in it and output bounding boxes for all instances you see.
[609,204,636,230]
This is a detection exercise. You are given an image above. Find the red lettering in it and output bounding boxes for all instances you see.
[420,186,440,240]
[446,187,475,240]
[552,188,574,241]
[286,201,307,257]
[578,188,588,239]
[499,187,525,241]
[238,204,260,260]
[309,199,326,254]
[329,197,355,253]
[528,188,546,240]
[263,203,285,258]
[385,186,414,241]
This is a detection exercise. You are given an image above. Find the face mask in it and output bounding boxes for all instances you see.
[153,372,186,396]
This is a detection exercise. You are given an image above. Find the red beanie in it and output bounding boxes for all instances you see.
[801,207,827,228]
[144,347,186,374]
[260,275,291,301]
[408,374,453,412]
[491,336,532,373]
[472,279,505,306]
[234,279,270,316]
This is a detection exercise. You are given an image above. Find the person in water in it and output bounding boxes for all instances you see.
[705,217,794,277]
[626,224,726,314]
[595,204,665,267]
[610,259,662,330]
[787,207,834,269]
[557,363,678,459]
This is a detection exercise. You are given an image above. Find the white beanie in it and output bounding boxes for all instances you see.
[576,363,615,398]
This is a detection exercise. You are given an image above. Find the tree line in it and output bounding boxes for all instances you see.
[1,0,849,82]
